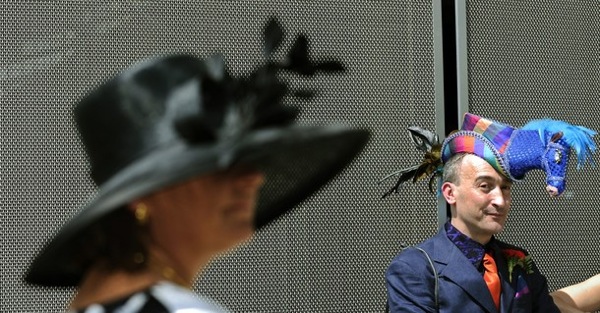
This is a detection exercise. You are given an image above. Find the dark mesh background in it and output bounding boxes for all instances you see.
[2,1,436,312]
[465,0,600,296]
[6,1,596,312]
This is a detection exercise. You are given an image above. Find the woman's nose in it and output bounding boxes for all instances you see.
[232,168,265,188]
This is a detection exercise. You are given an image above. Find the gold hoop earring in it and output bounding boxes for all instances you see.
[135,203,149,225]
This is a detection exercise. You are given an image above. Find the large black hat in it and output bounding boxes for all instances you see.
[26,18,370,286]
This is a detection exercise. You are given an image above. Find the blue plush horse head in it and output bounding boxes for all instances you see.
[516,119,597,196]
[442,113,596,197]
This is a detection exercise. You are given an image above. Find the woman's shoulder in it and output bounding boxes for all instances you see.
[71,281,230,313]
[150,281,231,313]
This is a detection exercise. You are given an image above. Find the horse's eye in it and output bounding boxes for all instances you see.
[554,149,562,164]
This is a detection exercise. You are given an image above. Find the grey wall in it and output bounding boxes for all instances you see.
[2,1,436,312]
[2,0,598,312]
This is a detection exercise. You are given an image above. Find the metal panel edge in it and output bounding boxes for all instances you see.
[433,0,446,227]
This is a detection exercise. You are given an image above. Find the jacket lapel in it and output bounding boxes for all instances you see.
[432,230,499,313]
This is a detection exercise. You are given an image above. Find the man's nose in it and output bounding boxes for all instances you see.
[490,187,507,207]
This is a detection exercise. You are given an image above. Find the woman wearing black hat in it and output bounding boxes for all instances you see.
[25,18,370,312]
[71,165,268,311]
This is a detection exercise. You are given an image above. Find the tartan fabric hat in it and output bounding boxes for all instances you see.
[441,113,516,179]
[441,113,596,194]
[381,112,595,198]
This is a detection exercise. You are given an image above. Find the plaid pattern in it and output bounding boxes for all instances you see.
[462,113,516,154]
[442,112,596,194]
[442,132,505,174]
[441,113,515,179]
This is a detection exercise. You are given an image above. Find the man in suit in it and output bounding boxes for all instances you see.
[385,113,596,313]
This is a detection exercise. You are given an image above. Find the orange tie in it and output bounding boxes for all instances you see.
[483,252,501,310]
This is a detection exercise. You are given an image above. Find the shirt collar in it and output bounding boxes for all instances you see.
[445,222,495,268]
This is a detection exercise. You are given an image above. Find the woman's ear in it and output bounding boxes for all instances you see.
[441,182,456,205]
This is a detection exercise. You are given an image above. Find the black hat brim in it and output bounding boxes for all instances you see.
[25,124,370,286]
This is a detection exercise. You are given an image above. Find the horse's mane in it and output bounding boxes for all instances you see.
[522,119,597,168]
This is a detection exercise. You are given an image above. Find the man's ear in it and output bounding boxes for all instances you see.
[441,182,456,205]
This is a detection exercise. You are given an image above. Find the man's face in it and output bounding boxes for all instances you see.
[442,154,512,244]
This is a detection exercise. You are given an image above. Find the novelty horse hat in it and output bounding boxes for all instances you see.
[381,113,595,197]
[26,17,370,286]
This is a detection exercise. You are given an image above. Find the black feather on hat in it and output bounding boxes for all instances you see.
[26,17,370,286]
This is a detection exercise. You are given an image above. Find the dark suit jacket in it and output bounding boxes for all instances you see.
[385,227,560,312]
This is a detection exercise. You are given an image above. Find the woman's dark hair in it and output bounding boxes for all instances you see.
[74,206,149,274]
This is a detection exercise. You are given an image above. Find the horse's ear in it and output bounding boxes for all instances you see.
[550,131,564,142]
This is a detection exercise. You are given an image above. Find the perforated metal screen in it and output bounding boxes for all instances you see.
[5,1,597,312]
[2,1,436,312]
[465,0,600,294]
